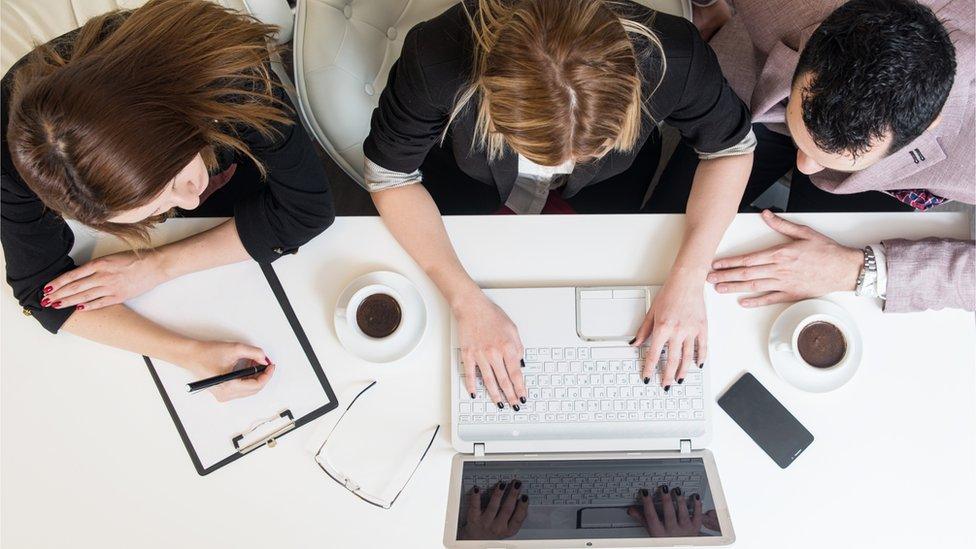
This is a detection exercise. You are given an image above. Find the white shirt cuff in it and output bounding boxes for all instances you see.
[364,158,422,192]
[869,243,888,299]
[695,128,757,160]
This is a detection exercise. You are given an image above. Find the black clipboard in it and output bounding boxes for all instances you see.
[144,263,337,476]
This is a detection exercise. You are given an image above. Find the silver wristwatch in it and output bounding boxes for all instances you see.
[854,246,878,297]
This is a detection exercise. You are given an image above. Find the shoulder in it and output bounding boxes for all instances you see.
[399,2,474,103]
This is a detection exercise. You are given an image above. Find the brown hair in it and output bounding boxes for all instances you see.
[6,0,290,241]
[448,0,665,165]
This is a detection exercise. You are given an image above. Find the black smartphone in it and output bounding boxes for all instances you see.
[718,373,814,469]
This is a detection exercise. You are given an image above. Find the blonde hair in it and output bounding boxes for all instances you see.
[447,0,665,166]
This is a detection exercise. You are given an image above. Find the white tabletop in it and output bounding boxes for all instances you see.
[2,212,974,549]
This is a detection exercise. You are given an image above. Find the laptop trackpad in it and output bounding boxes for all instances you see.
[576,287,656,341]
[579,506,640,528]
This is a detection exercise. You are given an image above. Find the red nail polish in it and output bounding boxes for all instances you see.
[41,298,51,307]
[264,356,271,365]
[76,304,85,311]
[52,301,62,308]
[44,286,53,293]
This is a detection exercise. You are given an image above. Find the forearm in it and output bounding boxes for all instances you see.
[61,304,197,366]
[156,219,250,280]
[882,238,976,312]
[371,185,481,306]
[674,154,753,277]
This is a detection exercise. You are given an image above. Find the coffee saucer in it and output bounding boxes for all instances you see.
[334,271,428,364]
[768,299,863,393]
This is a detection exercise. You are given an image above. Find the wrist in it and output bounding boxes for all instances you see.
[447,282,485,313]
[163,337,205,370]
[151,245,182,281]
[841,246,865,292]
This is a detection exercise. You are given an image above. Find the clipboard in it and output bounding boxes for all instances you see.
[132,263,337,476]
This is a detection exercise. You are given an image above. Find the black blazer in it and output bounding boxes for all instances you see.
[364,1,752,201]
[1,23,335,333]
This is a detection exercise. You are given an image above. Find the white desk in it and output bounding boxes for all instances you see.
[2,212,974,549]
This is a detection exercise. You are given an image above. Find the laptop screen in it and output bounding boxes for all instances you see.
[455,457,723,541]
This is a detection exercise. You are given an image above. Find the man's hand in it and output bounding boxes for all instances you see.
[707,210,864,307]
[693,0,732,41]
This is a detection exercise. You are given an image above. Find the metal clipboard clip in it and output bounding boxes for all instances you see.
[231,409,295,454]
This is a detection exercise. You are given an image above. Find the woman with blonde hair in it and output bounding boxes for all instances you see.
[1,0,335,400]
[365,0,755,406]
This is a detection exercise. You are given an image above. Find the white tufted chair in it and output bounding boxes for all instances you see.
[293,0,692,186]
[1,0,294,75]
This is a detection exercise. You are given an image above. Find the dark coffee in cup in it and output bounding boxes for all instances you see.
[356,293,402,338]
[796,321,846,368]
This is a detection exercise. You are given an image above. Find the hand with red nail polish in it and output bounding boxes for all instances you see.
[42,250,171,312]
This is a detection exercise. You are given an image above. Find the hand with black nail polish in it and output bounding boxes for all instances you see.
[459,478,530,540]
[628,485,705,538]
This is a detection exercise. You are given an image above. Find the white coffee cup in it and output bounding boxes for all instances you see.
[774,313,852,371]
[336,284,404,340]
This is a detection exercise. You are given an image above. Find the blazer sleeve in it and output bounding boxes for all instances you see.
[233,77,336,263]
[362,23,450,174]
[664,19,753,154]
[882,238,976,312]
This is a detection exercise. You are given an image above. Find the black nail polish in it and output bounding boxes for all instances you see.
[473,486,480,494]
[514,480,522,489]
[693,493,700,501]
[520,359,525,368]
[643,377,650,384]
[521,494,528,503]
[470,392,475,399]
[677,378,684,385]
[673,487,682,496]
[520,396,526,404]
[628,337,637,345]
[497,402,504,409]
[641,488,649,497]
[513,404,520,412]
[699,363,704,369]
[499,482,506,490]
[660,485,669,494]
[664,385,671,392]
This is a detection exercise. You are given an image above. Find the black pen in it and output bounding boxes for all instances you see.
[187,363,268,394]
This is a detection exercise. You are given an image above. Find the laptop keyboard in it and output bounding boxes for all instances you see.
[462,469,705,506]
[457,346,705,425]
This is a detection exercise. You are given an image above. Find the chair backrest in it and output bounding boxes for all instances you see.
[1,0,292,76]
[292,0,692,186]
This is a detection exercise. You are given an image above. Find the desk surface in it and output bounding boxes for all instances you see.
[2,212,974,549]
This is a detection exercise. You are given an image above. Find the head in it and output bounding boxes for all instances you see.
[7,0,289,241]
[452,0,663,166]
[788,0,956,175]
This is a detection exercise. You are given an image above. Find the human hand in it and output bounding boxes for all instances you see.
[692,0,732,41]
[629,485,703,538]
[180,341,275,402]
[42,250,171,311]
[455,290,526,409]
[633,270,707,389]
[708,210,863,307]
[460,480,529,540]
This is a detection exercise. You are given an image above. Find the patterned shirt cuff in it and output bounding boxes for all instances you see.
[695,128,757,160]
[364,158,422,192]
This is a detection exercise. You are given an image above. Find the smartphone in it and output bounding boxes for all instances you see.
[718,373,814,469]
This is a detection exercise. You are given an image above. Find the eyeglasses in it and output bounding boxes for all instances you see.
[314,381,440,509]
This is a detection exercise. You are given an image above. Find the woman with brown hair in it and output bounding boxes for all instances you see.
[364,0,755,407]
[1,0,334,400]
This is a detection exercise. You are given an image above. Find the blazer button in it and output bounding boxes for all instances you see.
[22,307,33,317]
[273,247,284,255]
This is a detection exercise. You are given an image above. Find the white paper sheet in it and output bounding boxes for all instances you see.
[126,261,332,470]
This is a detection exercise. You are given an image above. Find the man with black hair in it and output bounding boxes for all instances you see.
[652,0,974,312]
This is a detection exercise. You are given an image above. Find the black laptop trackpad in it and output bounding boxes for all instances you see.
[718,373,814,469]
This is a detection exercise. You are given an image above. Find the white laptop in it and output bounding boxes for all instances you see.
[444,286,735,547]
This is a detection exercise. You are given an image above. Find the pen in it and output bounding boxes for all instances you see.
[187,363,268,393]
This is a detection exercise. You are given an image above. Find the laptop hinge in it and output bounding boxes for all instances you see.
[680,439,692,453]
[474,443,486,457]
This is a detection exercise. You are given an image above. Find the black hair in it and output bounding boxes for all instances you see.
[793,0,956,158]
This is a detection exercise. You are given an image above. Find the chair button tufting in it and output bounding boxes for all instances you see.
[364,83,375,96]
[343,4,352,19]
[386,27,398,40]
